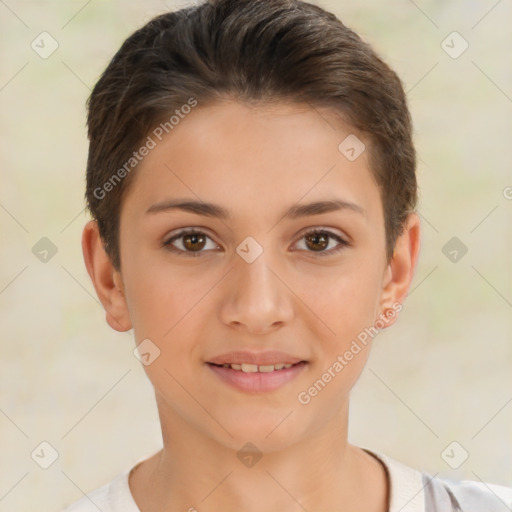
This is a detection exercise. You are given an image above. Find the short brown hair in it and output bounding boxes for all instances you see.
[86,0,417,271]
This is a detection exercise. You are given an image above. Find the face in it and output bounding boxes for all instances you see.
[105,100,407,451]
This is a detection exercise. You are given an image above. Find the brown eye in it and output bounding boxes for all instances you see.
[182,232,206,251]
[163,229,218,256]
[294,229,348,256]
[305,232,329,252]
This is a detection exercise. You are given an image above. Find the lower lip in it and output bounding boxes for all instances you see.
[206,362,308,393]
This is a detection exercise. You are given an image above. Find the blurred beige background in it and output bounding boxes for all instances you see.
[1,0,511,510]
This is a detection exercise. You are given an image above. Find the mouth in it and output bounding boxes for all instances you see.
[206,360,309,393]
[207,361,306,372]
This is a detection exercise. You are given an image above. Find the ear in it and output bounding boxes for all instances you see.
[378,212,421,327]
[81,220,132,332]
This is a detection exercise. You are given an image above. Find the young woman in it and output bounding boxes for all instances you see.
[66,1,512,510]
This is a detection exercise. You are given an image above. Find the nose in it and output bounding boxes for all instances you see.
[219,249,294,334]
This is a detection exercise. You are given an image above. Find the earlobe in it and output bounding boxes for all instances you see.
[378,212,421,324]
[81,220,132,332]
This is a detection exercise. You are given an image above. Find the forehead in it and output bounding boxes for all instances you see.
[121,100,382,225]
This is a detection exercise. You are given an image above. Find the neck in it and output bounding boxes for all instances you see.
[129,396,389,512]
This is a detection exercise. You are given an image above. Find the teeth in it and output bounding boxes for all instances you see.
[218,362,298,372]
[241,363,258,373]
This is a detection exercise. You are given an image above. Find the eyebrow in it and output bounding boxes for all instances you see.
[145,198,366,219]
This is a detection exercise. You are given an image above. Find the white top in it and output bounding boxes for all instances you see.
[61,449,512,512]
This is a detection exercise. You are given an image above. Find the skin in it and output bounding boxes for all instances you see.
[82,100,420,512]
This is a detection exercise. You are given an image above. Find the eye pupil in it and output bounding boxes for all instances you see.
[306,232,328,251]
[183,233,206,251]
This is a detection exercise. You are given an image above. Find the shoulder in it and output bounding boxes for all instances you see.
[61,480,112,512]
[60,470,138,512]
[424,473,512,511]
[364,448,512,512]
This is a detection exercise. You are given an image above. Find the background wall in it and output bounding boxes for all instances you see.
[1,0,511,510]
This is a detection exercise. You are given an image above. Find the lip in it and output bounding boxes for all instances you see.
[207,350,306,366]
[207,360,308,393]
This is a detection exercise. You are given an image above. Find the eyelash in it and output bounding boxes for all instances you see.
[162,228,349,257]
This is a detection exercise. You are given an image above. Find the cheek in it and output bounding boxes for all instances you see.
[295,260,383,341]
[121,243,212,337]
[295,261,383,402]
[124,266,210,399]
[295,271,379,415]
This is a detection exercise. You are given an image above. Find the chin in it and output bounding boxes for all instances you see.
[212,412,306,453]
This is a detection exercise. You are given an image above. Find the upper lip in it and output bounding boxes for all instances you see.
[207,350,306,366]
